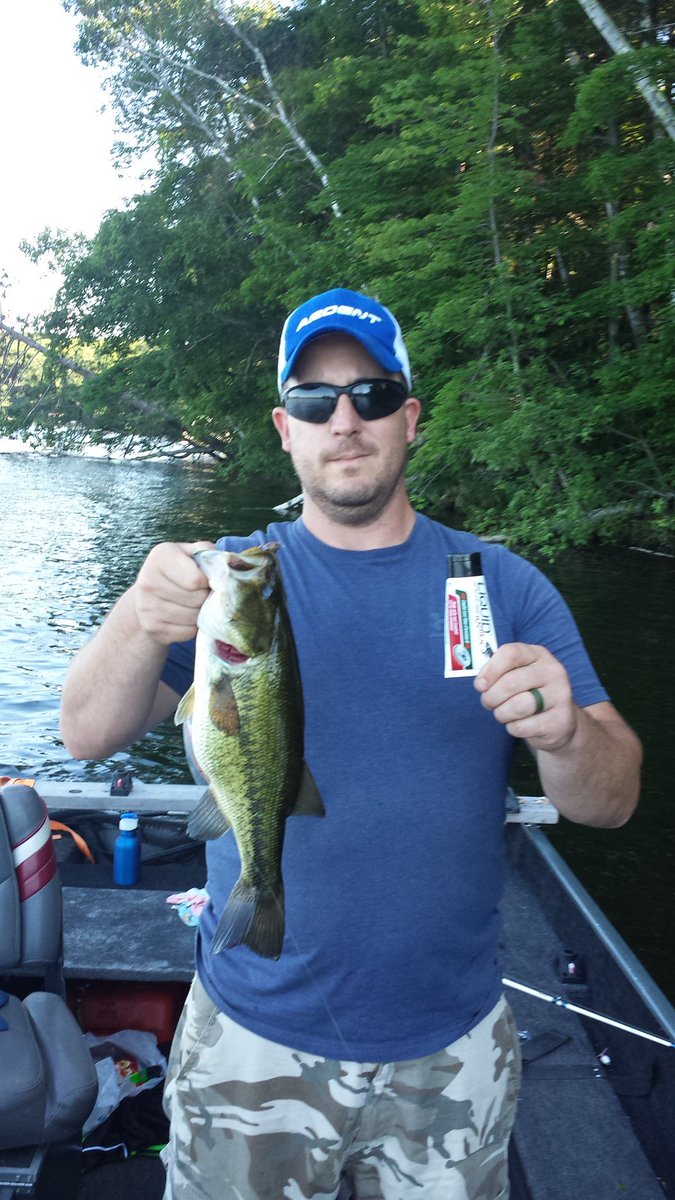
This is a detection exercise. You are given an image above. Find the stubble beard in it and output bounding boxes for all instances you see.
[292,441,409,527]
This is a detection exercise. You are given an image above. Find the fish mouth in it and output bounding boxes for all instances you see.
[215,640,250,664]
[228,555,257,572]
[228,542,280,574]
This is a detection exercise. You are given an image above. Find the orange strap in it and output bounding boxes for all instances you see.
[0,778,96,865]
[50,820,96,864]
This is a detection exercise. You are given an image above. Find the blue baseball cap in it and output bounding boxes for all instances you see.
[278,288,412,394]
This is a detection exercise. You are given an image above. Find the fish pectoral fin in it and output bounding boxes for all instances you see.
[174,684,196,726]
[290,762,326,817]
[208,674,241,735]
[187,788,232,841]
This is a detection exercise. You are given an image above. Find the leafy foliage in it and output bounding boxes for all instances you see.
[4,0,674,549]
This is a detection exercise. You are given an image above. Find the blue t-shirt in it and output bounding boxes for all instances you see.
[162,514,608,1060]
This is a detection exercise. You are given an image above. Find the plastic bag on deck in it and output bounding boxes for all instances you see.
[83,1028,167,1135]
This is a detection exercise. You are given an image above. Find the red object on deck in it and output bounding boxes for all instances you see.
[69,981,189,1044]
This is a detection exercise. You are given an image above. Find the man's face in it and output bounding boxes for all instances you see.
[272,334,420,527]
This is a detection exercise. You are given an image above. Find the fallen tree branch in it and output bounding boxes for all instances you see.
[0,317,233,462]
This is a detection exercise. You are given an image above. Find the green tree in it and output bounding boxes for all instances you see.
[17,0,672,547]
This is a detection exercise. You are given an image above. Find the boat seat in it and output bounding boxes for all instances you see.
[0,783,97,1185]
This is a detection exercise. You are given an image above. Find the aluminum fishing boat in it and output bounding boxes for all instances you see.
[1,780,673,1200]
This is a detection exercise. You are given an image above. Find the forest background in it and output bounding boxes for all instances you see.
[1,0,674,553]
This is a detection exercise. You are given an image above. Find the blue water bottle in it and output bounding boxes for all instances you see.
[113,812,142,886]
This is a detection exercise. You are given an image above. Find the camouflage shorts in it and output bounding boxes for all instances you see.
[162,976,521,1200]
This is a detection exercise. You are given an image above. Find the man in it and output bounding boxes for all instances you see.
[61,287,642,1199]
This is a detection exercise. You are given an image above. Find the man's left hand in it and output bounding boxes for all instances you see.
[474,642,578,753]
[475,642,641,827]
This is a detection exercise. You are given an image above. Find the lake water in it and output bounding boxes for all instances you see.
[1,453,673,1001]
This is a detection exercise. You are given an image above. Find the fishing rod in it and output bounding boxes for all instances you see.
[503,977,675,1050]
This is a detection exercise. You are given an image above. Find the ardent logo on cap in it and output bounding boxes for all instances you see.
[296,304,383,332]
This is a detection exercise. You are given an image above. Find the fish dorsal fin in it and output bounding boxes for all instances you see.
[174,684,195,726]
[209,674,241,735]
[187,788,232,841]
[291,763,326,817]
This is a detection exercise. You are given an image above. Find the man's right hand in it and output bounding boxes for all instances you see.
[61,539,217,760]
[132,541,216,645]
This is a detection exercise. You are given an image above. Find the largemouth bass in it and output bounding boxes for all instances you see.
[175,543,324,959]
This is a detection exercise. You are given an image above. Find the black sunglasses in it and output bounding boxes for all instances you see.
[280,378,409,424]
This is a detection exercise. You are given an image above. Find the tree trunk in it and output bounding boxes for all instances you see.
[575,0,675,140]
[212,3,343,219]
[486,3,523,394]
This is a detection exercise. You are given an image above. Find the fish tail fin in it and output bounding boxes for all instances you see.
[212,878,285,959]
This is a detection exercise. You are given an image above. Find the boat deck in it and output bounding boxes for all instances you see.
[76,836,672,1199]
[7,785,675,1199]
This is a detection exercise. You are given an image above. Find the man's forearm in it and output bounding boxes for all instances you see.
[61,589,170,760]
[535,703,642,828]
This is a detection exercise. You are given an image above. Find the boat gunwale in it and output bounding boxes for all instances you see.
[519,823,675,1042]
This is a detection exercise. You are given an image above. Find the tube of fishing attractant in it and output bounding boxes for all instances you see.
[444,552,498,677]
